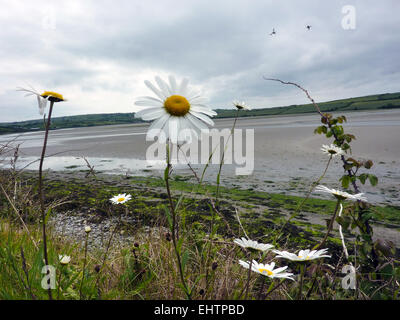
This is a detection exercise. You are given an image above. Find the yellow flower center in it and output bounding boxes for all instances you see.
[164,95,190,117]
[333,193,347,201]
[299,255,310,260]
[117,198,125,202]
[41,91,64,102]
[259,268,273,276]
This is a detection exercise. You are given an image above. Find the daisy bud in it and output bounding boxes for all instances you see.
[85,226,92,233]
[59,255,71,265]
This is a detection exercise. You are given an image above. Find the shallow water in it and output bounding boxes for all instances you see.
[1,109,399,205]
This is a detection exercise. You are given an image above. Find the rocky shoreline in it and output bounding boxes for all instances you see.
[6,169,398,254]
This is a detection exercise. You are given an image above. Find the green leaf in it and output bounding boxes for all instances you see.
[340,175,350,189]
[364,160,373,169]
[164,206,173,229]
[368,174,378,186]
[336,216,350,230]
[181,249,189,272]
[314,125,327,134]
[175,194,185,212]
[360,211,374,223]
[44,207,52,225]
[177,237,184,255]
[358,173,368,184]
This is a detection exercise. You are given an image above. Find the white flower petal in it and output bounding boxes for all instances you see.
[168,75,178,94]
[140,109,165,121]
[189,110,214,126]
[135,100,163,107]
[178,78,189,96]
[145,80,167,100]
[155,76,171,97]
[147,114,170,140]
[190,106,217,116]
[186,113,209,132]
[135,107,163,118]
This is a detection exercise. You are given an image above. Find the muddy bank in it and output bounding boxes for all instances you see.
[8,169,399,253]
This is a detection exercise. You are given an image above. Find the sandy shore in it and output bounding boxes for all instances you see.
[1,109,399,205]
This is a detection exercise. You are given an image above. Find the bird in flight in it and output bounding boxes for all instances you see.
[270,28,276,36]
[306,25,311,30]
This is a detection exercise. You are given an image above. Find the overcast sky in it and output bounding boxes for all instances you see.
[0,0,399,122]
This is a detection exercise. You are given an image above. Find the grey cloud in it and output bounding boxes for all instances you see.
[0,0,399,122]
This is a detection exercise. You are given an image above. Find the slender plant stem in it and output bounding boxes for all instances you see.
[93,213,121,299]
[297,264,305,300]
[243,254,253,299]
[314,199,341,250]
[337,203,349,260]
[165,142,191,299]
[215,109,239,205]
[275,156,332,243]
[79,232,89,300]
[57,265,63,300]
[257,276,267,300]
[264,279,285,299]
[38,100,54,300]
[306,263,321,298]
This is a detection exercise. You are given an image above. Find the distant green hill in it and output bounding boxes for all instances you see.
[1,91,400,135]
[214,92,400,118]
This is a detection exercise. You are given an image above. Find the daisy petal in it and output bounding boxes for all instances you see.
[168,75,178,94]
[189,110,214,126]
[145,80,167,100]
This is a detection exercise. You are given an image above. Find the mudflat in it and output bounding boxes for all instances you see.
[1,109,399,205]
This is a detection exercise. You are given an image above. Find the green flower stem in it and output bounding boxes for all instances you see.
[314,198,341,250]
[215,109,239,205]
[57,265,64,300]
[257,276,268,300]
[241,250,256,300]
[264,279,285,299]
[297,263,305,300]
[79,232,89,300]
[38,100,54,300]
[165,142,191,300]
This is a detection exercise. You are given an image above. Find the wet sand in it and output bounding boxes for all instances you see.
[1,109,399,205]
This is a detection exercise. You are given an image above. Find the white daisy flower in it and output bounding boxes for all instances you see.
[134,75,217,144]
[85,226,91,233]
[17,87,66,115]
[59,255,71,265]
[321,144,344,157]
[234,237,274,252]
[273,248,331,262]
[232,100,251,110]
[239,260,294,280]
[110,193,132,204]
[315,185,367,202]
